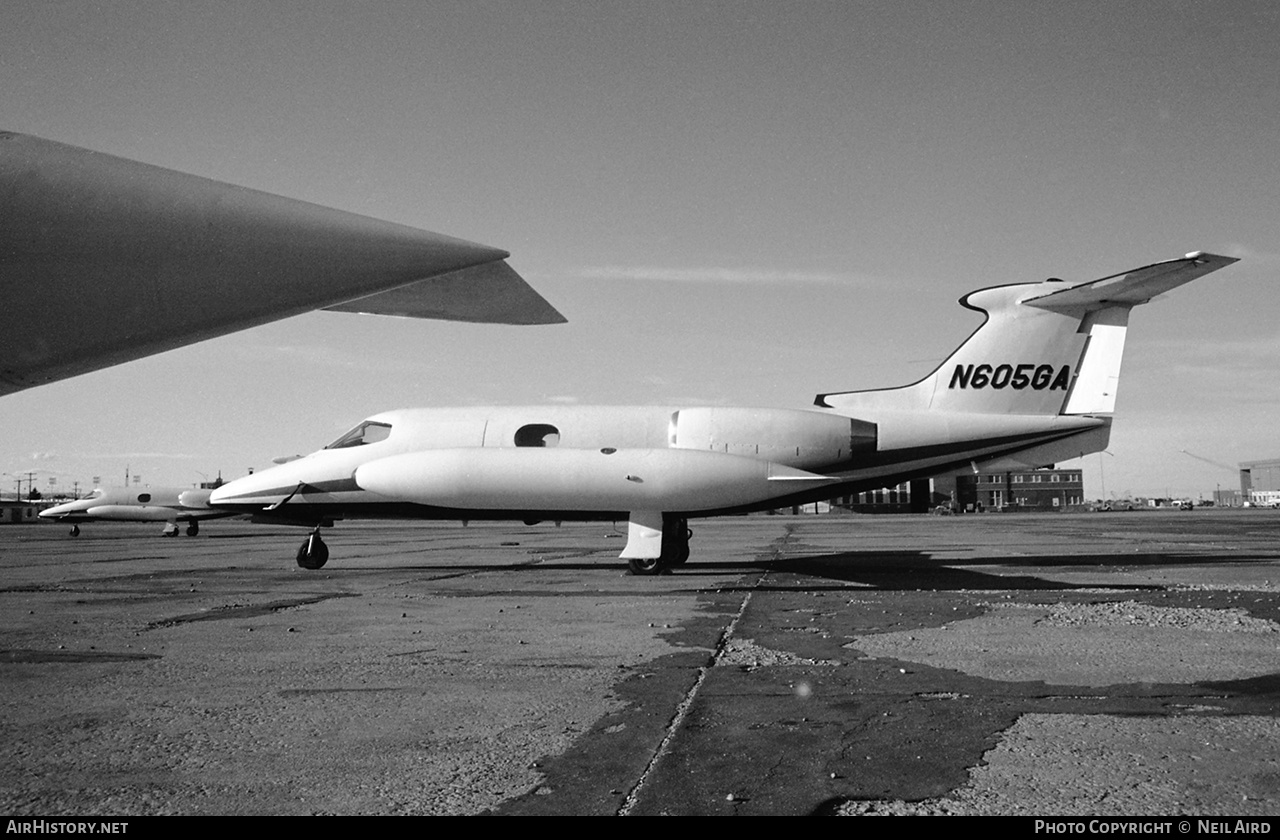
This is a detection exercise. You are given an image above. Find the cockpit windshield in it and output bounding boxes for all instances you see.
[325,421,393,450]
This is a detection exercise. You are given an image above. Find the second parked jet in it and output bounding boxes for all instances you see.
[40,486,234,537]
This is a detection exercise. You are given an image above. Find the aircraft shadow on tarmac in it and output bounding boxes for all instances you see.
[1199,673,1280,696]
[309,545,1278,596]
[726,548,1279,592]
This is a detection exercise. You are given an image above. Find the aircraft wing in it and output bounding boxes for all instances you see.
[325,259,565,325]
[1023,251,1239,312]
[0,132,564,396]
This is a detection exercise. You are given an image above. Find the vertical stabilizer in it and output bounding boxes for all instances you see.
[816,252,1237,417]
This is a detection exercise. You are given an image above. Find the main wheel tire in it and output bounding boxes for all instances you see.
[186,522,199,537]
[70,525,80,537]
[672,542,691,565]
[669,523,692,565]
[296,536,329,570]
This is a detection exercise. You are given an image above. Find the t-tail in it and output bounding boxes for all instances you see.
[818,252,1237,418]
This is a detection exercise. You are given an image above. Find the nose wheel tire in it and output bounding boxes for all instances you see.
[296,531,329,570]
[627,555,664,575]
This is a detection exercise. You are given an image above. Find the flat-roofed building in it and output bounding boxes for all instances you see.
[952,467,1085,512]
[1240,458,1280,506]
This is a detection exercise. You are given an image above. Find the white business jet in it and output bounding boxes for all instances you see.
[40,486,234,537]
[209,252,1236,574]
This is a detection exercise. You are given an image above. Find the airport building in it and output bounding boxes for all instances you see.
[831,467,1084,513]
[0,501,41,524]
[1240,458,1280,506]
[939,468,1084,512]
[830,480,936,514]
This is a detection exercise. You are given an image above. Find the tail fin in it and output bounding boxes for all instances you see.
[817,252,1237,416]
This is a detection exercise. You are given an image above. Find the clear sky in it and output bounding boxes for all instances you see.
[2,1,1277,500]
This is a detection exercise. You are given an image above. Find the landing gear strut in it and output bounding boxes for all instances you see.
[626,517,691,575]
[296,528,329,570]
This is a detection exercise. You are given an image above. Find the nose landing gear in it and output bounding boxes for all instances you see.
[296,528,329,570]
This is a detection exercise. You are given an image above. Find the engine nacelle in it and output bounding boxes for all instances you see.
[178,489,214,509]
[669,407,875,470]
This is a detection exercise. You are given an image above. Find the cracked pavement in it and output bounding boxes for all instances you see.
[3,511,1280,815]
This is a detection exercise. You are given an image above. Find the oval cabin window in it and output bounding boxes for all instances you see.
[514,424,560,447]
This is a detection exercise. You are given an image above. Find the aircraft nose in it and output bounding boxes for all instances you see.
[209,470,290,508]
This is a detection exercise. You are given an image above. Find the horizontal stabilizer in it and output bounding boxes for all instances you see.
[325,260,566,325]
[1023,252,1238,312]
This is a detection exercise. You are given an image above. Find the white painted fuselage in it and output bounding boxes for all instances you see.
[207,251,1237,572]
[209,403,1104,521]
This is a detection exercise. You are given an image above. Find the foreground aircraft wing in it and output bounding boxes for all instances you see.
[324,259,564,325]
[0,132,564,396]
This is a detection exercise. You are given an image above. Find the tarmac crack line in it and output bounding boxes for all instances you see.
[616,578,762,815]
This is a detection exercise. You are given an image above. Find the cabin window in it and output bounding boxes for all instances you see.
[137,493,151,503]
[325,421,393,449]
[514,424,560,447]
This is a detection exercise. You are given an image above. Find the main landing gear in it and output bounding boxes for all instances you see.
[186,521,199,537]
[296,528,329,570]
[626,518,691,576]
[69,524,80,537]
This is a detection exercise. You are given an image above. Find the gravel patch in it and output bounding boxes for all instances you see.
[847,601,1280,686]
[839,714,1280,816]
